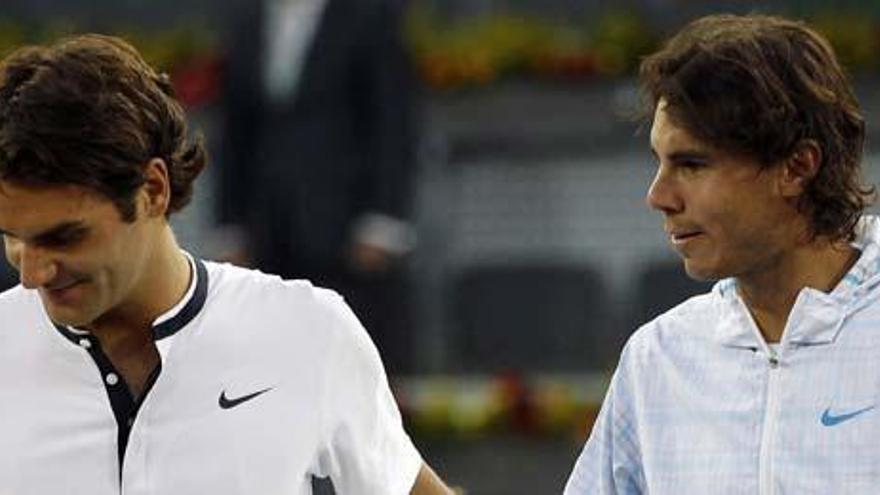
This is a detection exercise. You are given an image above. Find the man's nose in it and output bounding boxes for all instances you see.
[645,165,683,214]
[15,244,58,289]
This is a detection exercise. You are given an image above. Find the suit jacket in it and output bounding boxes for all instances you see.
[220,0,419,273]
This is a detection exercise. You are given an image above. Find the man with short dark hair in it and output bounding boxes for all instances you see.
[0,34,450,495]
[565,14,879,493]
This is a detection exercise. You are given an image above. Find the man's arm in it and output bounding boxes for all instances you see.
[564,343,645,494]
[410,463,454,495]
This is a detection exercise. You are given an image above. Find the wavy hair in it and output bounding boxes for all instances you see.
[640,14,873,241]
[0,33,207,220]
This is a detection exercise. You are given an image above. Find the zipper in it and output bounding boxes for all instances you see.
[758,346,781,495]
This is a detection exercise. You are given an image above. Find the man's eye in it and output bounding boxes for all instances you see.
[39,232,86,248]
[680,160,708,170]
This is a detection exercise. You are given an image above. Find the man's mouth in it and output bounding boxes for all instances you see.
[46,279,82,291]
[669,230,703,244]
[44,279,87,303]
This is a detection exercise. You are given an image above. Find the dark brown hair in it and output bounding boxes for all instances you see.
[0,33,207,220]
[640,13,873,242]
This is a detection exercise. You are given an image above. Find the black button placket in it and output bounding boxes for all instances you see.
[51,258,209,476]
[66,332,154,469]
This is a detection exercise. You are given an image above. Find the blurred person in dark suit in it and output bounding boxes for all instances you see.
[219,0,420,374]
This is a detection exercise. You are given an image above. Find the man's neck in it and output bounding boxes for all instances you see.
[83,226,190,398]
[89,227,191,347]
[736,239,858,343]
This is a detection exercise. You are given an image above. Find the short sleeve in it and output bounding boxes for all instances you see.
[564,342,647,494]
[312,290,422,494]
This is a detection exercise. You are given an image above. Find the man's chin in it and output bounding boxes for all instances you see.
[682,260,724,282]
[40,300,95,328]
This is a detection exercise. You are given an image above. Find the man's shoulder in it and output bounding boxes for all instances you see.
[200,261,375,370]
[0,283,20,298]
[0,285,46,336]
[204,261,319,300]
[201,260,354,333]
[656,289,718,323]
[0,284,37,311]
[626,289,720,354]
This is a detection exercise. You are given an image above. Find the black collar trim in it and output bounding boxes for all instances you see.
[153,258,208,340]
[53,322,89,344]
[53,258,209,343]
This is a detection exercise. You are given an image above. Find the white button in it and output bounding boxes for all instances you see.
[105,373,119,386]
[78,339,91,349]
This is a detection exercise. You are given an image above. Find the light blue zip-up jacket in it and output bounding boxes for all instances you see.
[565,216,880,494]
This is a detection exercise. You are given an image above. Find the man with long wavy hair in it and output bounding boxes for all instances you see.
[566,13,878,494]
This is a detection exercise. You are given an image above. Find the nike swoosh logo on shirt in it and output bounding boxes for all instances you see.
[820,405,875,426]
[219,387,274,409]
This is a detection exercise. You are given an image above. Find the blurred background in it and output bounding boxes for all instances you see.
[2,1,880,493]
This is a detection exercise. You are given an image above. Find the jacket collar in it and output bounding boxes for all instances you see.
[714,216,880,348]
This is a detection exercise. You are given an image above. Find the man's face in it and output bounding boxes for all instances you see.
[0,181,154,327]
[646,100,798,281]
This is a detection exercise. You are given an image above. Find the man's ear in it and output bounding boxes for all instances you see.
[779,140,821,198]
[140,158,171,218]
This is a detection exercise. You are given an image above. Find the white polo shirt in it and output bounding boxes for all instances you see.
[0,257,422,494]
[566,216,880,494]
